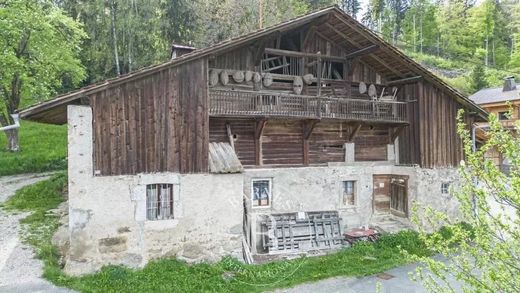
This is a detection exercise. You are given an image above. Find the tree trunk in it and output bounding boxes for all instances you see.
[110,0,121,76]
[4,128,19,152]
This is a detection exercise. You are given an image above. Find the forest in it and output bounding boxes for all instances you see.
[2,0,520,123]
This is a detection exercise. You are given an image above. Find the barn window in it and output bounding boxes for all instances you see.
[342,181,356,205]
[146,184,175,220]
[441,182,450,195]
[498,111,509,120]
[252,179,272,207]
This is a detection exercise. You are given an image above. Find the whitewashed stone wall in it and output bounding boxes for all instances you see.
[66,106,244,275]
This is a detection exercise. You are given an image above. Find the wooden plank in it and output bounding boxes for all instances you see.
[324,22,406,78]
[344,45,379,59]
[255,119,267,165]
[348,123,362,142]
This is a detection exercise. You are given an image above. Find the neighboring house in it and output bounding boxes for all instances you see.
[20,6,486,275]
[469,76,519,173]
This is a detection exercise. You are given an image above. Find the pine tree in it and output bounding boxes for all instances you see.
[469,63,489,92]
[341,0,361,19]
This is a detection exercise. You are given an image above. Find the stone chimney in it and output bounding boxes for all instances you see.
[170,43,195,59]
[503,76,517,92]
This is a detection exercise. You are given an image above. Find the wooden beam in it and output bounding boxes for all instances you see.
[348,123,362,142]
[264,48,345,62]
[387,76,422,86]
[324,23,405,78]
[226,122,235,150]
[302,120,319,165]
[345,45,379,59]
[255,119,267,139]
[302,26,316,48]
[390,126,405,143]
[345,58,359,77]
[303,120,319,140]
[255,119,267,165]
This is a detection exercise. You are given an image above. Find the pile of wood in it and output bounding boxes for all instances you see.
[260,211,344,254]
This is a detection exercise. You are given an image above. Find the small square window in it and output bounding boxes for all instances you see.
[146,184,175,220]
[343,181,356,205]
[252,179,271,207]
[498,111,509,120]
[441,182,450,195]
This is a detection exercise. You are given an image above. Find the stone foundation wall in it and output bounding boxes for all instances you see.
[243,163,462,252]
[66,106,244,275]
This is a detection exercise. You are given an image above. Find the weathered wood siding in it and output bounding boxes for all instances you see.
[91,59,209,175]
[209,118,256,166]
[209,118,389,166]
[354,126,389,161]
[398,81,468,168]
[263,121,304,165]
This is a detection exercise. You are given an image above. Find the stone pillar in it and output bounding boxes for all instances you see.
[67,105,93,209]
[387,144,395,162]
[344,142,355,163]
[66,105,94,275]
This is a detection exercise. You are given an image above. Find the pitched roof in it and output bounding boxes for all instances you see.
[469,87,520,105]
[20,5,487,123]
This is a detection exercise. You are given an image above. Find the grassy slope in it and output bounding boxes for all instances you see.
[0,121,67,176]
[3,174,431,293]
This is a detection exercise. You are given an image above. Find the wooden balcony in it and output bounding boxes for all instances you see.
[209,89,409,124]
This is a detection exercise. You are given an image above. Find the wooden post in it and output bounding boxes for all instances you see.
[316,51,322,118]
[302,120,318,165]
[255,119,267,166]
[348,123,362,142]
[316,51,322,96]
[226,123,235,150]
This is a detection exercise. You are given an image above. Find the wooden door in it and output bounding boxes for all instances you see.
[373,175,408,217]
[373,175,391,213]
[390,176,408,217]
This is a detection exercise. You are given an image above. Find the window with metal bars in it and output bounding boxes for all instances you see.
[441,182,450,195]
[342,181,356,205]
[146,184,174,220]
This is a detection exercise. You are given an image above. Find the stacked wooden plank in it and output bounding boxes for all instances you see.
[260,211,344,254]
[208,142,243,173]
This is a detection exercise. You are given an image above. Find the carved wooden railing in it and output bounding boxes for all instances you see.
[209,89,408,123]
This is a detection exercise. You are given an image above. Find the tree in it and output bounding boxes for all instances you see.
[411,110,520,292]
[469,62,489,93]
[341,0,361,19]
[0,0,86,151]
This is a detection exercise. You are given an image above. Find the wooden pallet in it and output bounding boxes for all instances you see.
[261,211,344,254]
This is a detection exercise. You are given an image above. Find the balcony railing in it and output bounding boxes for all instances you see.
[209,89,408,123]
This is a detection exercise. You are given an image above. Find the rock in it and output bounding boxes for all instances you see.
[182,243,203,259]
[117,226,131,233]
[52,225,70,255]
[98,236,127,253]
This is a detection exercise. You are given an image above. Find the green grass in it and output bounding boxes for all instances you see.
[0,120,67,176]
[4,174,432,292]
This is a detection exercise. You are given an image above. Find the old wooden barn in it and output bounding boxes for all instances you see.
[21,6,485,274]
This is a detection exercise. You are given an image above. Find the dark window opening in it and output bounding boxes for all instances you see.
[441,182,450,194]
[498,111,509,120]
